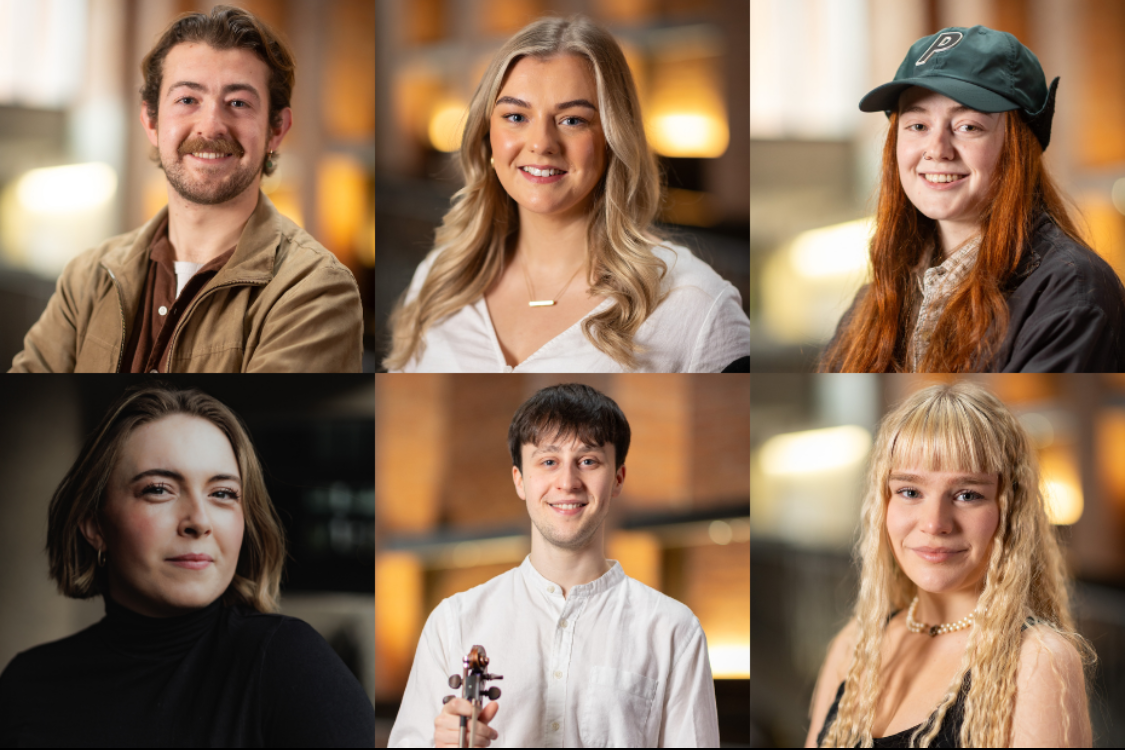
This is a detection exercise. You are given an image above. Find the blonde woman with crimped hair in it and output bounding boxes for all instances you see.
[385,15,750,373]
[806,382,1094,747]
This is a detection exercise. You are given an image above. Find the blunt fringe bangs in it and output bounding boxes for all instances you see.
[47,385,286,614]
[887,387,1011,478]
[139,4,295,177]
[508,383,630,471]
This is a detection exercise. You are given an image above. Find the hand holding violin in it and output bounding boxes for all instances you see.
[435,645,503,748]
[434,697,499,748]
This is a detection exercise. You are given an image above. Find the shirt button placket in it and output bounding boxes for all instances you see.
[546,607,574,747]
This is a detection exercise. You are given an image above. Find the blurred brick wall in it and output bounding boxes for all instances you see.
[376,374,751,532]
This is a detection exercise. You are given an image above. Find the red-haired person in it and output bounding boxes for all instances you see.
[820,26,1125,373]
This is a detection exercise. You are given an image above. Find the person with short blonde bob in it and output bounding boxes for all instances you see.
[385,15,750,373]
[0,385,375,747]
[807,382,1093,747]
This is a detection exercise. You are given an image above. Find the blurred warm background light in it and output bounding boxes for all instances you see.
[648,112,728,158]
[2,162,119,277]
[1044,480,1084,525]
[427,101,468,153]
[708,643,751,679]
[646,33,729,159]
[760,425,872,477]
[16,162,116,213]
[1040,446,1084,526]
[760,218,873,345]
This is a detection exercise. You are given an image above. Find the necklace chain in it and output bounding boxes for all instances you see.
[522,258,584,308]
[906,596,977,638]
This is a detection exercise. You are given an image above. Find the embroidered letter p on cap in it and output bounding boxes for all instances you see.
[914,30,964,66]
[858,25,1059,150]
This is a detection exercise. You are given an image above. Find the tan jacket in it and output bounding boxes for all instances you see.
[10,193,363,372]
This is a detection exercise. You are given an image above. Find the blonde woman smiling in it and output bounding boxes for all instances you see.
[384,16,750,373]
[808,383,1092,747]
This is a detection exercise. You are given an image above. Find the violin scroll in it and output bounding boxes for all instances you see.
[447,645,503,748]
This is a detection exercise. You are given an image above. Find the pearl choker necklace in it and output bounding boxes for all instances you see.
[906,596,977,637]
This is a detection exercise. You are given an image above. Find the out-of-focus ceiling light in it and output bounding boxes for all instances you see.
[1044,479,1083,525]
[760,217,873,344]
[17,162,117,213]
[760,425,872,477]
[648,111,729,158]
[428,101,467,153]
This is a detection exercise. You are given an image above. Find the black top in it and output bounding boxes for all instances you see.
[815,675,967,748]
[827,213,1125,372]
[0,596,375,747]
[814,617,1037,747]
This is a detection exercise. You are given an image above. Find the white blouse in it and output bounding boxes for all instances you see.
[386,556,720,748]
[393,243,750,372]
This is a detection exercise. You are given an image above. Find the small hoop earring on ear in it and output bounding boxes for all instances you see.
[490,156,495,168]
[97,549,106,568]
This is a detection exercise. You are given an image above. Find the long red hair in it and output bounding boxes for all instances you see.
[819,111,1086,372]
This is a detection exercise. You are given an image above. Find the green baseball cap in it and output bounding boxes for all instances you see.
[858,26,1059,150]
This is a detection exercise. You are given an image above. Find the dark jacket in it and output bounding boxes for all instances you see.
[827,214,1125,372]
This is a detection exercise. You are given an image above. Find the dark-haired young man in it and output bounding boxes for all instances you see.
[388,383,720,748]
[10,5,362,373]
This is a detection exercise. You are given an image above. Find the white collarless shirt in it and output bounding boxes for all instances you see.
[392,244,750,372]
[386,556,720,748]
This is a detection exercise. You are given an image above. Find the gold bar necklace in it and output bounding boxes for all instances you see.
[523,260,585,308]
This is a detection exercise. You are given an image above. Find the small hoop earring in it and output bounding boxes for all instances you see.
[97,549,106,568]
[489,156,495,168]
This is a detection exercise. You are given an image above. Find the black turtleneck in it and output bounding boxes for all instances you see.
[0,596,375,747]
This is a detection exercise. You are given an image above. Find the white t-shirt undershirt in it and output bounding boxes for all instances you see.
[393,243,750,373]
[173,261,205,299]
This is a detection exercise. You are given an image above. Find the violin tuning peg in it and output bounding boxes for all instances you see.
[448,675,462,689]
[442,695,455,705]
[485,686,502,701]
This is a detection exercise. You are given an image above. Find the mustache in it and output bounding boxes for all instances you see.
[178,136,245,158]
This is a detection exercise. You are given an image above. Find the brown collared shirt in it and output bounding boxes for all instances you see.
[907,234,982,371]
[122,218,235,373]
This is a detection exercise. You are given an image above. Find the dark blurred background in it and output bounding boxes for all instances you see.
[750,0,1125,371]
[0,375,376,703]
[374,373,750,746]
[373,0,750,369]
[0,0,376,369]
[750,374,1125,748]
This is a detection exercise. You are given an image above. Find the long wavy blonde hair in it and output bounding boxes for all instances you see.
[384,15,667,371]
[820,381,1094,747]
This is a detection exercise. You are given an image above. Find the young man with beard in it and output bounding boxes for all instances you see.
[10,6,363,372]
[387,383,720,748]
